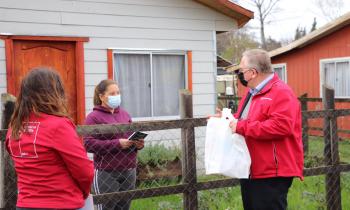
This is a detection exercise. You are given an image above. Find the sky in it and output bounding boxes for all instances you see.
[234,0,350,42]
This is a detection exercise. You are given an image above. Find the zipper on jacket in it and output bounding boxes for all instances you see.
[273,143,278,176]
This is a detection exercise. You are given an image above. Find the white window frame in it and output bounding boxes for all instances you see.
[272,63,287,83]
[111,48,188,121]
[320,57,350,98]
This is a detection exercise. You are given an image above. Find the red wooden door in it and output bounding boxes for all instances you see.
[12,40,78,122]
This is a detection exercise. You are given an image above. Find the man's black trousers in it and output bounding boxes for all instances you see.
[240,177,293,210]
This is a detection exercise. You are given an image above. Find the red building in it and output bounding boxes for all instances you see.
[269,12,350,137]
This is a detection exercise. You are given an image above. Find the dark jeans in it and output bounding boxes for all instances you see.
[94,168,136,210]
[240,177,293,210]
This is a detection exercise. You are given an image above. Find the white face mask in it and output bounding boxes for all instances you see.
[107,95,121,109]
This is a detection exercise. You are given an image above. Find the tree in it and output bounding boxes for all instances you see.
[310,17,317,32]
[265,36,282,51]
[217,26,259,64]
[315,0,344,21]
[251,0,281,50]
[294,26,306,41]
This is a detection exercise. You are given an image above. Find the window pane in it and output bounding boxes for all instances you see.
[324,62,336,93]
[115,54,151,118]
[274,66,285,81]
[152,54,185,116]
[335,61,350,97]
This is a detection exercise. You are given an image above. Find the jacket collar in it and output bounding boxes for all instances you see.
[93,105,120,114]
[253,73,280,96]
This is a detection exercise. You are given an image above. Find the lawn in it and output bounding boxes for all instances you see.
[130,137,350,210]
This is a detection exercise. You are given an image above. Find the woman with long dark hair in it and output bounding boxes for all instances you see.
[5,68,94,210]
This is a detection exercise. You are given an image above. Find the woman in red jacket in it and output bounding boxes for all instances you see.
[5,68,94,210]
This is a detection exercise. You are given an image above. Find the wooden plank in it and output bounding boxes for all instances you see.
[334,109,350,117]
[192,73,215,84]
[107,49,113,80]
[297,97,350,103]
[0,0,207,10]
[59,1,221,20]
[322,86,341,210]
[193,105,214,117]
[0,35,89,42]
[179,90,198,210]
[193,94,216,105]
[0,61,6,74]
[76,118,207,136]
[0,0,228,20]
[301,110,328,119]
[78,0,207,9]
[93,184,188,204]
[0,75,6,88]
[195,179,240,191]
[75,41,87,125]
[0,8,60,24]
[84,61,108,74]
[84,38,213,51]
[61,12,215,31]
[192,52,215,62]
[0,49,5,60]
[0,130,5,142]
[309,127,350,134]
[89,164,350,203]
[193,84,216,94]
[300,93,309,154]
[84,74,108,86]
[0,21,214,42]
[192,62,214,73]
[187,51,193,93]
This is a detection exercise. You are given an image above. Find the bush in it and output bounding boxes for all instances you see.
[137,144,181,168]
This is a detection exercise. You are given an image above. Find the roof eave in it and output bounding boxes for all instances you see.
[194,0,254,28]
[269,11,350,58]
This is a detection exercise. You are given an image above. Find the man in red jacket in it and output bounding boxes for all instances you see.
[229,49,304,210]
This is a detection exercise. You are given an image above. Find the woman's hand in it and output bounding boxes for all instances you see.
[133,139,145,150]
[119,138,134,149]
[206,108,222,119]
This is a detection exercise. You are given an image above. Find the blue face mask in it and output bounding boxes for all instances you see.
[107,95,121,109]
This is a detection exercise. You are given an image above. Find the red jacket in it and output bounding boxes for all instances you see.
[6,113,94,209]
[234,74,304,179]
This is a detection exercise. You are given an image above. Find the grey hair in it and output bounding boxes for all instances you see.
[242,49,272,73]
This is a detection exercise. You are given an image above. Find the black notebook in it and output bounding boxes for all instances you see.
[128,131,148,141]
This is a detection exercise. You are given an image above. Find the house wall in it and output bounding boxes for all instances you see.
[271,26,350,97]
[0,0,240,172]
[0,40,6,128]
[271,25,350,137]
[0,0,237,116]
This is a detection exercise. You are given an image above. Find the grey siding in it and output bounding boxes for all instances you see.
[0,0,240,172]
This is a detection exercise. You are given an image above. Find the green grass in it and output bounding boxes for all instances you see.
[130,138,350,210]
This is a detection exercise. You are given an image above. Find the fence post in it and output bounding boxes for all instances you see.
[300,93,309,154]
[0,93,17,210]
[322,86,341,210]
[179,89,198,210]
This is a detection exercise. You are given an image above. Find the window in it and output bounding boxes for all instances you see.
[114,51,187,119]
[272,63,287,82]
[321,58,350,98]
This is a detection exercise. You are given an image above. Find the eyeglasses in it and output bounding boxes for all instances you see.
[234,68,253,75]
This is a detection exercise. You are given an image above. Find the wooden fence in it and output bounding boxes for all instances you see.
[1,87,350,210]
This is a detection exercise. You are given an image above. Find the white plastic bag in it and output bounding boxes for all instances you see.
[205,109,251,178]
